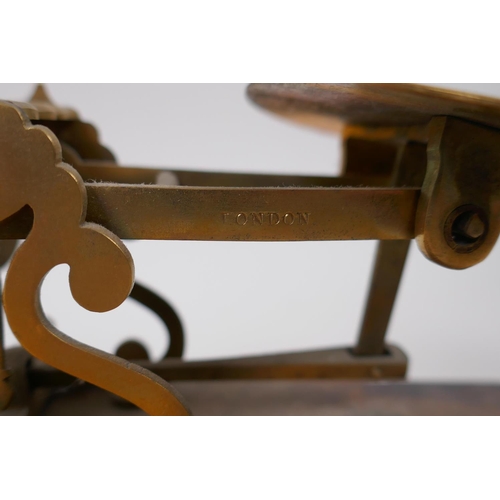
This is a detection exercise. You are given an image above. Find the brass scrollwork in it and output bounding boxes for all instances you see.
[0,102,189,416]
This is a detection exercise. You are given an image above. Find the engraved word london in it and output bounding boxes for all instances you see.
[222,212,311,226]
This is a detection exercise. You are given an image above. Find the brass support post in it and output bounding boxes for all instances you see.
[355,142,427,355]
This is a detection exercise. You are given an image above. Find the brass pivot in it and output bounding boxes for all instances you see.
[416,117,500,269]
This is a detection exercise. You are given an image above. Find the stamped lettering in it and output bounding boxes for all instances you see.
[236,213,248,225]
[222,212,310,226]
[251,212,264,225]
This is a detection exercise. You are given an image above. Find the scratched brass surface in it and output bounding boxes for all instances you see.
[0,184,419,242]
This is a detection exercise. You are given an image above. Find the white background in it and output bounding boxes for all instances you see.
[1,83,500,382]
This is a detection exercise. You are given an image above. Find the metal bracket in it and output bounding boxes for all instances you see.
[0,101,189,416]
[416,117,500,269]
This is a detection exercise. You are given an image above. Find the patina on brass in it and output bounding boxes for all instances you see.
[416,116,500,269]
[2,83,500,416]
[0,184,419,241]
[0,101,189,416]
[249,83,500,354]
[354,141,427,355]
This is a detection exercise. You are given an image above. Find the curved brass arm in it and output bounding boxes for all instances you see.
[0,102,189,416]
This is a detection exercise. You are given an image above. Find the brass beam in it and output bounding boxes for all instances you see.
[77,165,391,188]
[0,185,420,241]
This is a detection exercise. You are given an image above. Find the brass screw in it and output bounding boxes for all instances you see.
[454,211,486,240]
[446,205,488,252]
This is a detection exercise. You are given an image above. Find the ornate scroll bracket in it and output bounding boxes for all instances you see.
[0,101,189,415]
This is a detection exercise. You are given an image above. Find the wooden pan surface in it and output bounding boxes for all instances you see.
[21,381,500,416]
[247,83,500,131]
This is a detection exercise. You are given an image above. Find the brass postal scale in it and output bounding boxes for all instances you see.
[1,83,500,416]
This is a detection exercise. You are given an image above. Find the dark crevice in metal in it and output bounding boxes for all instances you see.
[128,282,185,359]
